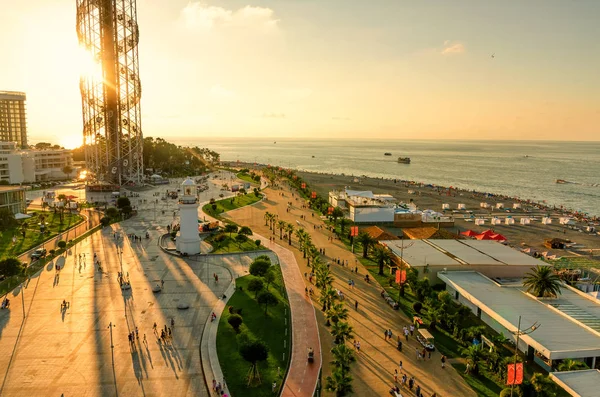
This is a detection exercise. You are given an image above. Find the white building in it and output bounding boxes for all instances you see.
[0,141,74,184]
[329,189,397,223]
[440,271,600,371]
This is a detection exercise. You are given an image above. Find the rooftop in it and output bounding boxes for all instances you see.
[0,185,25,192]
[362,226,399,241]
[379,239,545,268]
[439,271,600,359]
[550,370,600,397]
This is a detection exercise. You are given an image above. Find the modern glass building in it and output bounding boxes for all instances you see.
[0,91,28,148]
[0,185,26,214]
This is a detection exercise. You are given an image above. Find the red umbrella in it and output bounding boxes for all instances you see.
[461,230,478,237]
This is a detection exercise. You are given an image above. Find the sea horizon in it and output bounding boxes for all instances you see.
[170,138,600,218]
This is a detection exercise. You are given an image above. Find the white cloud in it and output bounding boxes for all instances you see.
[441,40,466,55]
[210,84,238,99]
[182,2,279,31]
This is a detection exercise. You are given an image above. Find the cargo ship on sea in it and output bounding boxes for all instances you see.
[397,157,411,164]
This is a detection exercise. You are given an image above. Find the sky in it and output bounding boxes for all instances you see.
[0,0,599,147]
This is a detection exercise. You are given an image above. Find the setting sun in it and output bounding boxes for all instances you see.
[59,133,83,149]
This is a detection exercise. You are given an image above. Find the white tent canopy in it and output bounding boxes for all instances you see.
[15,213,31,220]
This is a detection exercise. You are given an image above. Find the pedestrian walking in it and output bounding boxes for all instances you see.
[354,300,358,310]
[161,279,164,288]
[415,347,420,360]
[135,327,139,339]
[384,329,388,341]
[399,360,403,372]
[409,324,415,336]
[441,355,446,368]
[393,369,398,382]
[356,340,361,352]
[388,328,393,340]
[143,333,147,344]
[153,322,157,334]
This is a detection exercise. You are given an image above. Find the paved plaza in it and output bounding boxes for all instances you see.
[0,177,242,397]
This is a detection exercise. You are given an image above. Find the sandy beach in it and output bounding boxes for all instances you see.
[295,171,600,258]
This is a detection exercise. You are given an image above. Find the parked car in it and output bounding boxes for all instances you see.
[30,248,47,260]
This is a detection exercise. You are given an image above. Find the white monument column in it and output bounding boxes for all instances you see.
[175,177,201,255]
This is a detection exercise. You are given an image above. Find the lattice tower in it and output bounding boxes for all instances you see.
[76,0,143,185]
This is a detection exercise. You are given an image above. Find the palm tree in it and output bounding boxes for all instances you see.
[315,265,334,290]
[277,220,286,240]
[331,322,354,345]
[330,343,356,370]
[307,245,320,267]
[325,367,353,397]
[461,345,485,376]
[319,286,338,312]
[523,266,562,298]
[264,211,271,227]
[371,245,392,275]
[557,359,588,371]
[356,232,376,258]
[285,223,294,245]
[530,373,557,397]
[326,302,349,326]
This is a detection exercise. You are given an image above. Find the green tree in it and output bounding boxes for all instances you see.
[325,367,353,397]
[100,216,111,226]
[62,165,74,178]
[331,207,344,224]
[247,278,264,298]
[106,207,119,219]
[227,314,243,333]
[523,266,562,298]
[530,373,557,397]
[239,338,269,386]
[356,232,376,258]
[285,223,294,245]
[319,286,338,312]
[0,257,23,277]
[121,205,133,218]
[116,197,131,209]
[414,278,432,301]
[330,343,356,371]
[371,245,392,276]
[0,208,17,232]
[326,302,349,326]
[331,321,354,344]
[235,233,248,247]
[277,220,286,240]
[249,258,271,277]
[557,359,588,371]
[257,291,278,315]
[57,240,67,250]
[224,224,238,238]
[263,269,276,290]
[461,345,485,376]
[238,226,253,236]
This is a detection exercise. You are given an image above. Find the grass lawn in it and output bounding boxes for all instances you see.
[452,364,503,397]
[216,266,291,397]
[206,233,265,254]
[237,172,259,185]
[203,193,263,218]
[0,210,84,260]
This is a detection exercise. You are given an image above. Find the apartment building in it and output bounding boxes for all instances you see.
[0,91,28,148]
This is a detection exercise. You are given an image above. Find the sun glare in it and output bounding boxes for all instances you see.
[75,46,103,80]
[59,133,83,150]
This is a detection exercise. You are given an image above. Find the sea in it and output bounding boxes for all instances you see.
[171,138,600,217]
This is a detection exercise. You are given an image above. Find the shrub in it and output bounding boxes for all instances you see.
[116,197,131,209]
[227,314,243,333]
[413,302,423,314]
[211,204,217,211]
[247,278,264,298]
[100,216,110,227]
[57,240,67,250]
[249,259,271,277]
[255,239,261,247]
[500,387,523,397]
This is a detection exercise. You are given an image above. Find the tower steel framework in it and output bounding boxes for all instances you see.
[76,0,143,185]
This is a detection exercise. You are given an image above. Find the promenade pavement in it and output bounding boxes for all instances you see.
[223,184,477,397]
[199,190,321,397]
[0,177,239,397]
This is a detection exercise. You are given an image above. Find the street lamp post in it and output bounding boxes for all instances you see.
[510,315,540,397]
[20,283,25,319]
